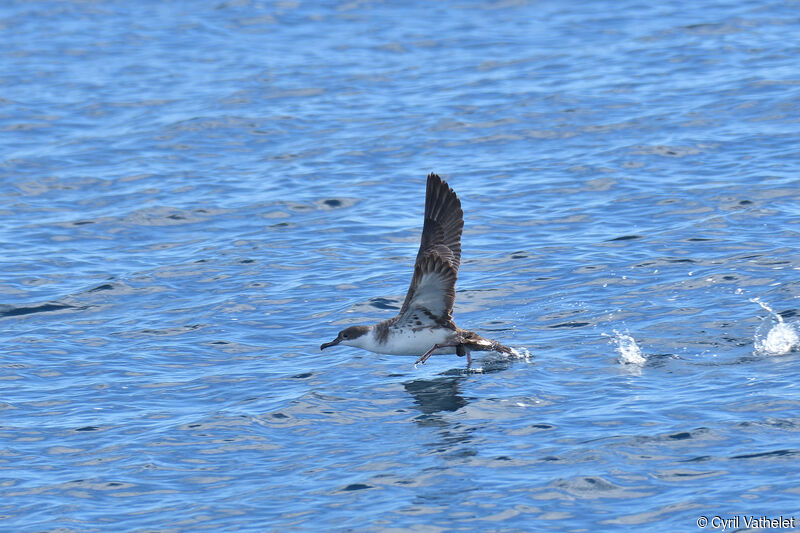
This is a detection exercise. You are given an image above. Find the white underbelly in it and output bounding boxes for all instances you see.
[367,327,454,355]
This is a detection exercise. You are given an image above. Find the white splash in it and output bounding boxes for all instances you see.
[509,347,533,362]
[608,330,646,365]
[751,298,800,356]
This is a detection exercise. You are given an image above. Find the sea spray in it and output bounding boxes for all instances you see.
[607,330,646,365]
[751,298,800,356]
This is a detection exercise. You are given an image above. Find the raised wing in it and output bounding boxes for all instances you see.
[397,173,464,322]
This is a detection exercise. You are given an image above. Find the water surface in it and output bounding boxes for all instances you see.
[2,1,800,531]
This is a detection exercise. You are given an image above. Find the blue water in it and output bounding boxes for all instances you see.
[2,1,800,531]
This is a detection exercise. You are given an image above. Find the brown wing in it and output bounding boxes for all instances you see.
[397,173,464,322]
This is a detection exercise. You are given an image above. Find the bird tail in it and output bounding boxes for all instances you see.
[490,340,513,355]
[460,330,513,355]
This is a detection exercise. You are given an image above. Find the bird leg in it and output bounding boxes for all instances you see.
[415,343,459,365]
[456,344,472,367]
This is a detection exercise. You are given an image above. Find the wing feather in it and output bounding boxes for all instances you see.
[397,173,463,322]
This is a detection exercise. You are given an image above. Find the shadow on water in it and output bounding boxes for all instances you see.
[403,375,475,456]
[402,355,514,417]
[400,358,515,458]
[404,375,468,416]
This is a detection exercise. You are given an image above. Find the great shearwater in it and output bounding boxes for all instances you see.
[320,173,512,366]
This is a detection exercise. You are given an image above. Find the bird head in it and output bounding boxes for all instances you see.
[320,325,371,351]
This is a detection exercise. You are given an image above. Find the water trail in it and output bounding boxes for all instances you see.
[606,330,646,365]
[750,297,782,322]
[751,297,800,356]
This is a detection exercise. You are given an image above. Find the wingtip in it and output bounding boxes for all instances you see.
[424,172,461,216]
[425,172,456,198]
[426,172,443,194]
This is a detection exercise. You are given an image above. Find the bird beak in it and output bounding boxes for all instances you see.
[320,338,340,351]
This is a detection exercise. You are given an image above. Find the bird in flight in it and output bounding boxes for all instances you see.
[321,173,512,366]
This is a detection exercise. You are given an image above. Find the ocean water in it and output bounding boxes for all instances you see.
[2,0,800,531]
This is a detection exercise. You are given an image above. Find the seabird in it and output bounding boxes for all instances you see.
[321,173,512,366]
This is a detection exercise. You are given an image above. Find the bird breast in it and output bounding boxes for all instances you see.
[364,326,454,355]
